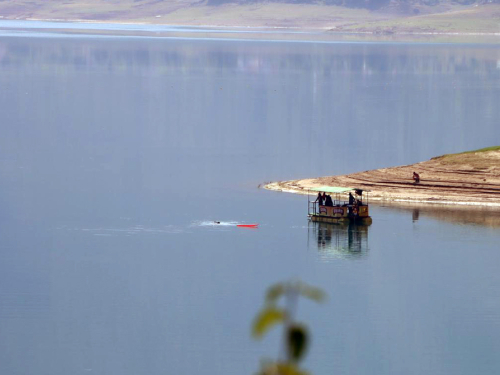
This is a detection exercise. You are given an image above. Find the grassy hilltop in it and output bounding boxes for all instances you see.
[0,0,499,34]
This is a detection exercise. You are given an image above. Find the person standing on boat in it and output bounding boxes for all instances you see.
[315,192,324,207]
[325,194,333,207]
[349,193,355,205]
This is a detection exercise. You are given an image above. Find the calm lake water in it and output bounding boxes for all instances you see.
[1,23,500,375]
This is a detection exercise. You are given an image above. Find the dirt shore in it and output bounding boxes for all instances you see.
[264,149,500,207]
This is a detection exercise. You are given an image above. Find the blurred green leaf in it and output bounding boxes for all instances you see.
[265,283,285,303]
[258,361,310,375]
[252,307,286,339]
[277,363,310,375]
[287,324,308,362]
[299,284,326,303]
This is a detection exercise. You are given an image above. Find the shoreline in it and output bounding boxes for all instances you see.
[0,1,499,43]
[18,19,500,37]
[0,19,498,45]
[264,149,500,208]
[1,18,499,37]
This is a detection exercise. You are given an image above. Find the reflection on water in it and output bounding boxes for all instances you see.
[309,222,369,261]
[380,202,500,228]
[412,208,420,222]
[0,35,499,186]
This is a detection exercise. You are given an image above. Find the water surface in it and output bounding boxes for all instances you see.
[1,30,500,375]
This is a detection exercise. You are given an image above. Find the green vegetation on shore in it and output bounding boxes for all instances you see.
[438,146,500,158]
[458,146,500,154]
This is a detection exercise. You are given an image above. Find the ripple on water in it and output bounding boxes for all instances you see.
[194,220,239,227]
[56,225,185,236]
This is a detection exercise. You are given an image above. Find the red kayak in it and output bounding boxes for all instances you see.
[237,224,259,228]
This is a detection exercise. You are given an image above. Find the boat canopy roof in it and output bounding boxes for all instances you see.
[309,186,353,194]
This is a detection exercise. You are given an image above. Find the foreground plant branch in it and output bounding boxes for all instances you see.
[252,280,326,375]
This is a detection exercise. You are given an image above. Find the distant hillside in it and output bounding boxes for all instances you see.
[207,0,500,10]
[208,0,500,7]
[0,0,499,35]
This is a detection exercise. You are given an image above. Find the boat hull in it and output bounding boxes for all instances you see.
[309,214,372,225]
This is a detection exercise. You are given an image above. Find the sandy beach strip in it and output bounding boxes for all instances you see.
[264,149,500,207]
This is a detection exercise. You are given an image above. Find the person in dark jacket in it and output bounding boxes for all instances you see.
[349,192,355,205]
[315,192,323,205]
[325,194,333,207]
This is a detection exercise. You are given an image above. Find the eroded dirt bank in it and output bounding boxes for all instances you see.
[264,149,500,207]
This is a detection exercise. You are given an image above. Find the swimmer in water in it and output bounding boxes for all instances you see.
[214,221,220,224]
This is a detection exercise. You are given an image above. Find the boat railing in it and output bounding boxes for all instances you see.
[308,200,317,216]
[309,199,368,214]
